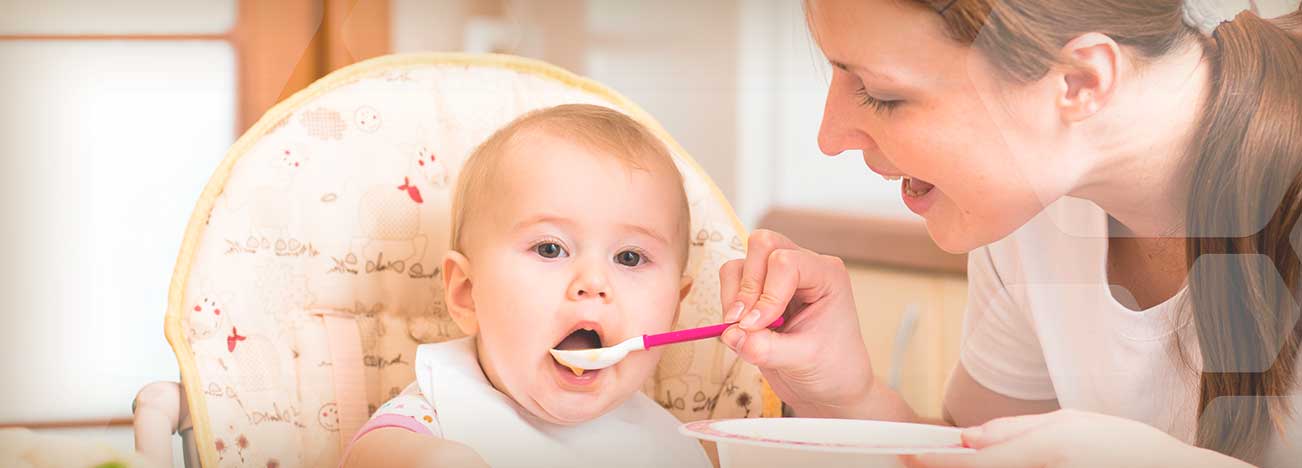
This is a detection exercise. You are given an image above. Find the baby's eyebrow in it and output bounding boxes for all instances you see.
[511,215,574,232]
[510,214,669,246]
[620,223,670,247]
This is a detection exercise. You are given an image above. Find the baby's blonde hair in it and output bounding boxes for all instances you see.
[449,104,691,268]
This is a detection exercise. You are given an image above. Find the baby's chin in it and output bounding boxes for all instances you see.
[493,346,663,425]
[528,389,626,425]
[527,368,652,425]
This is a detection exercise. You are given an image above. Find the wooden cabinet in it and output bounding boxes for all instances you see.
[758,208,969,419]
[845,265,967,420]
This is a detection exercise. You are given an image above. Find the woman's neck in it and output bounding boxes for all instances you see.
[1106,218,1188,310]
[1071,40,1210,239]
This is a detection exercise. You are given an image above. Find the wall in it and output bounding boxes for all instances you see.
[583,0,741,212]
[736,0,915,227]
[389,0,915,230]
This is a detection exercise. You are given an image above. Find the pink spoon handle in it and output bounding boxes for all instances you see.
[642,316,786,349]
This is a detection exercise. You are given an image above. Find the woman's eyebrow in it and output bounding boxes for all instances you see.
[829,59,898,83]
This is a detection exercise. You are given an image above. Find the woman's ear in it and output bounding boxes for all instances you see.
[1055,32,1120,122]
[442,251,478,336]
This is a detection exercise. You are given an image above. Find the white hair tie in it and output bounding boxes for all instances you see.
[1182,0,1256,36]
[1182,0,1302,36]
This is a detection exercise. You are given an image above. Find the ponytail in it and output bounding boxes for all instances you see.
[1185,6,1302,461]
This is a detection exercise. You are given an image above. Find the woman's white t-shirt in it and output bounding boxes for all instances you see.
[959,197,1301,465]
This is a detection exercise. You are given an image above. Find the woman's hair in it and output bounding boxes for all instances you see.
[919,0,1302,461]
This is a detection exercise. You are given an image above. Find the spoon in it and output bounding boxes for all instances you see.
[550,316,786,374]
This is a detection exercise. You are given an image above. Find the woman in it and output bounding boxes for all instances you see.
[721,0,1302,466]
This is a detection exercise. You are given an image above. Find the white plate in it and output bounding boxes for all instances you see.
[680,418,975,455]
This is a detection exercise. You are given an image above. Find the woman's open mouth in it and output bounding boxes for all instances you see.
[878,173,937,214]
[552,327,603,385]
[900,176,937,215]
[903,177,935,198]
[878,173,936,198]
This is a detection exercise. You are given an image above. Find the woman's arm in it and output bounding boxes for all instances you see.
[718,231,1060,424]
[342,427,489,468]
[942,364,1059,427]
[792,371,922,422]
[821,363,1059,426]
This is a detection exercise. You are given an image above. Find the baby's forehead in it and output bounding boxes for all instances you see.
[494,128,679,191]
[462,125,691,262]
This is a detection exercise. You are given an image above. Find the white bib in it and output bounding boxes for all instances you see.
[414,337,712,468]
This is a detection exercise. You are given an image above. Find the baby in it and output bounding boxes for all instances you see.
[342,104,711,468]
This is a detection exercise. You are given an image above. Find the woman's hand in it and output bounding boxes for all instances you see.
[719,230,890,419]
[903,410,1252,468]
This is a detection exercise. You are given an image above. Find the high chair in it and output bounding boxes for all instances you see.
[132,53,779,468]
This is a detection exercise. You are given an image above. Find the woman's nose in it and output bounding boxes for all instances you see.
[818,75,878,157]
[567,262,612,303]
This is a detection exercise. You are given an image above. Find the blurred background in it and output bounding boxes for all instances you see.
[0,0,964,465]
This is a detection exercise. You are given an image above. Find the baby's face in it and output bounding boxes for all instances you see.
[460,129,689,425]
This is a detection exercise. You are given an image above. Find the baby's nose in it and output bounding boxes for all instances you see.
[575,288,607,299]
[567,270,612,302]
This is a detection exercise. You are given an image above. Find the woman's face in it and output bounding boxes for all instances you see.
[810,0,1077,252]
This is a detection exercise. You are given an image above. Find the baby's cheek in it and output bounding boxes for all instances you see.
[619,347,664,384]
[623,275,682,320]
[657,293,687,330]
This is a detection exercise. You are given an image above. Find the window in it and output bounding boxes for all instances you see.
[0,0,390,431]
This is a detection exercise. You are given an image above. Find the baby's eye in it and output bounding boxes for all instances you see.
[535,242,566,259]
[614,250,644,267]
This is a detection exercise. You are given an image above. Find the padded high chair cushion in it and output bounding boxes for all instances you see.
[165,54,776,468]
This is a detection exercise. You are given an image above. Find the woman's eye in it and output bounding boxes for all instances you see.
[535,242,566,259]
[854,86,902,114]
[615,250,643,267]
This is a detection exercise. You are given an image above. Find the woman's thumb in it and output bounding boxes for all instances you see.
[722,325,802,370]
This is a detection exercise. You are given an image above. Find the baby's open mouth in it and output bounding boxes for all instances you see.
[555,328,602,350]
[553,328,603,377]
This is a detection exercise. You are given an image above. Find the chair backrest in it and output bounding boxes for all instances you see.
[164,53,777,468]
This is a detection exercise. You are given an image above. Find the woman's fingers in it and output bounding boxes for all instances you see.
[721,324,802,368]
[737,248,845,331]
[962,412,1059,449]
[737,247,802,330]
[728,230,803,320]
[903,412,1067,468]
[717,230,873,417]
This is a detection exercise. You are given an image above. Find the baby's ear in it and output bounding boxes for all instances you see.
[667,275,695,327]
[442,251,478,336]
